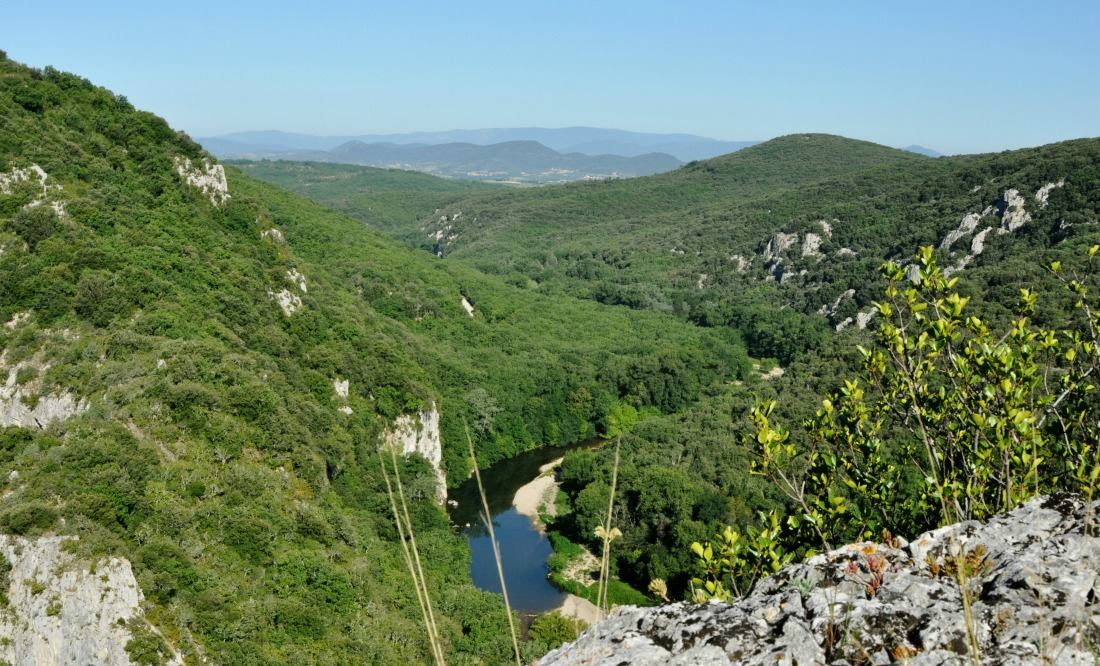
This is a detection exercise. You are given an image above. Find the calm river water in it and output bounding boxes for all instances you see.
[448,440,598,615]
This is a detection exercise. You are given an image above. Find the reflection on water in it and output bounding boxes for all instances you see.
[467,508,564,614]
[448,439,599,614]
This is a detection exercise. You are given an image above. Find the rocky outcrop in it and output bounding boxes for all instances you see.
[0,351,88,429]
[0,535,182,665]
[260,227,284,243]
[540,495,1100,665]
[1,164,66,217]
[940,207,993,253]
[333,378,352,415]
[0,164,50,197]
[267,288,302,316]
[286,268,307,293]
[383,404,445,502]
[266,269,308,316]
[174,156,229,207]
[997,189,1031,234]
[801,233,824,260]
[818,289,854,318]
[763,233,799,265]
[1035,179,1065,208]
[939,183,1055,279]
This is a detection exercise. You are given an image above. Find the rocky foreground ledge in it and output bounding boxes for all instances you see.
[540,495,1100,665]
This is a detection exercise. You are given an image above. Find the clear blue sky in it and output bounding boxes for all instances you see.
[3,1,1098,154]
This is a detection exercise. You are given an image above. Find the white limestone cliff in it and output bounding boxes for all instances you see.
[818,288,854,318]
[0,535,182,665]
[286,268,307,293]
[333,378,352,415]
[997,188,1031,234]
[267,288,302,316]
[260,227,284,243]
[1,164,66,216]
[801,232,824,260]
[0,351,88,429]
[383,404,445,502]
[1035,178,1065,207]
[174,156,230,207]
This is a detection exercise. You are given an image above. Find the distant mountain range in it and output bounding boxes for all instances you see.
[902,144,943,157]
[199,127,759,162]
[199,128,943,183]
[202,137,685,183]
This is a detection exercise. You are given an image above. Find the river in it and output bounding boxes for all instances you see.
[448,440,598,616]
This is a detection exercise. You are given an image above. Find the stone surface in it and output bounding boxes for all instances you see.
[763,233,799,264]
[819,289,855,318]
[260,227,284,243]
[286,268,307,293]
[0,535,182,665]
[1035,179,1065,208]
[801,233,824,260]
[541,495,1100,665]
[268,288,302,316]
[383,403,445,502]
[997,189,1031,234]
[174,156,229,207]
[1,164,66,216]
[0,351,88,429]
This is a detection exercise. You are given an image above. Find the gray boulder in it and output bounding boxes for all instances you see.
[540,495,1100,665]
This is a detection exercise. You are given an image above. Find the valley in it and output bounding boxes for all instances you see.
[0,26,1098,665]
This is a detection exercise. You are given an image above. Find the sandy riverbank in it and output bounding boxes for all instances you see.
[557,593,600,624]
[512,457,563,525]
[511,457,606,625]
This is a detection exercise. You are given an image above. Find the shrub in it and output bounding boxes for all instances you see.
[528,611,586,650]
[694,245,1100,601]
[0,502,58,534]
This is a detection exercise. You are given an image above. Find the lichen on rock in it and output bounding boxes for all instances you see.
[540,495,1100,665]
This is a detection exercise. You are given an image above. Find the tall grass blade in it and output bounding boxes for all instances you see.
[465,424,523,665]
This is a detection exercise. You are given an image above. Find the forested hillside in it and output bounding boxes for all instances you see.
[229,160,498,236]
[253,135,1100,363]
[243,129,1100,611]
[0,53,751,663]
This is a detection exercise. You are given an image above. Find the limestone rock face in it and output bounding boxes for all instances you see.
[174,156,229,207]
[267,288,302,316]
[0,535,181,666]
[763,232,799,265]
[540,495,1100,666]
[383,403,445,502]
[1035,179,1065,207]
[1,164,66,216]
[997,188,1031,234]
[0,352,88,429]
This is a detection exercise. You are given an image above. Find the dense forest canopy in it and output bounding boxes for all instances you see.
[1,47,1099,665]
[0,53,753,663]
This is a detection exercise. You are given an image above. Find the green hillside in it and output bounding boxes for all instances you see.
[256,134,1100,359]
[0,54,751,663]
[242,128,1100,606]
[229,160,499,236]
[408,135,1099,325]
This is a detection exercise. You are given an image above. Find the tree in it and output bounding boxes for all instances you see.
[693,245,1100,601]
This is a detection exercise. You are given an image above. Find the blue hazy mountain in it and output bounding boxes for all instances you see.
[199,127,757,162]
